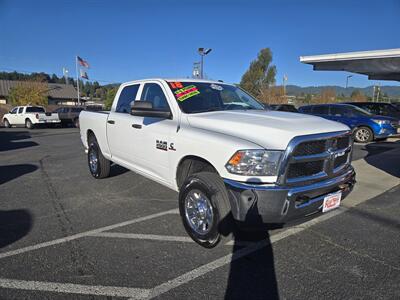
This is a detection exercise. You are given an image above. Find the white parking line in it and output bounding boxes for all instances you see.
[145,207,345,299]
[90,232,195,243]
[0,278,150,299]
[0,209,179,260]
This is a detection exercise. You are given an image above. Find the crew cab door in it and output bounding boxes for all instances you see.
[15,107,25,125]
[107,84,141,164]
[7,107,18,124]
[131,82,176,184]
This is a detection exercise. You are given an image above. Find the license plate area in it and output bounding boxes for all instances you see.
[322,191,342,213]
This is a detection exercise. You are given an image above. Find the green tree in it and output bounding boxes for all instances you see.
[104,87,118,110]
[239,48,276,98]
[8,81,48,106]
[351,89,367,102]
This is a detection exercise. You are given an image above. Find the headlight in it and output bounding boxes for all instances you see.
[372,119,390,125]
[225,150,283,176]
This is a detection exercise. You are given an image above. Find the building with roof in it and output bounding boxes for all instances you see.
[0,80,79,105]
[300,48,400,82]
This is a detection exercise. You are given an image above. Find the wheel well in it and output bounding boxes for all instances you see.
[87,130,95,143]
[176,156,218,190]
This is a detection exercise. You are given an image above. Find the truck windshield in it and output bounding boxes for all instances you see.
[26,107,45,113]
[167,81,266,114]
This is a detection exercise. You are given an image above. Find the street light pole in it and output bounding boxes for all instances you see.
[198,48,212,79]
[345,75,353,89]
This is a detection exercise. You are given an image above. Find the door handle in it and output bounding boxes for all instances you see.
[132,124,142,129]
[107,120,115,124]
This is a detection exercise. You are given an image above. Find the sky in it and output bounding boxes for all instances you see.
[1,0,399,87]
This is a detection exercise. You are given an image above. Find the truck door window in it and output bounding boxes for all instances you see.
[18,107,23,114]
[140,83,170,111]
[115,84,140,113]
[11,107,18,114]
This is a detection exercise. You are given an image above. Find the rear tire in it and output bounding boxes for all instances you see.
[3,119,11,128]
[179,172,234,248]
[354,126,373,143]
[87,136,110,179]
[25,119,34,129]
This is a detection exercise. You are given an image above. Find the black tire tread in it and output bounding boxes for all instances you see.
[88,135,110,179]
[179,171,234,248]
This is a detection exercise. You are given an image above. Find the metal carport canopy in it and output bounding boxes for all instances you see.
[300,48,400,81]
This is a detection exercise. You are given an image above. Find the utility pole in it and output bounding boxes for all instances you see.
[283,75,288,103]
[63,67,69,85]
[345,75,353,89]
[75,56,80,105]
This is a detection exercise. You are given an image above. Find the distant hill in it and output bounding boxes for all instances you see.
[286,85,400,97]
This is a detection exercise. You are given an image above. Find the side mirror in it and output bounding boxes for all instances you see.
[130,101,172,119]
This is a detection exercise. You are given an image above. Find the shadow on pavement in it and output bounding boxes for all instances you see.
[0,164,38,185]
[363,140,400,178]
[109,164,129,178]
[224,207,280,299]
[0,209,33,248]
[0,130,38,152]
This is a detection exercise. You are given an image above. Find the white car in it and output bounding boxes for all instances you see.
[2,106,61,129]
[79,78,356,248]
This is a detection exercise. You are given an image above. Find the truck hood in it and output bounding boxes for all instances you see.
[186,110,350,150]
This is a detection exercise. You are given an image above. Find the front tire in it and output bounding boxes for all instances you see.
[87,137,110,179]
[179,172,234,248]
[354,126,373,143]
[3,119,11,128]
[25,119,34,129]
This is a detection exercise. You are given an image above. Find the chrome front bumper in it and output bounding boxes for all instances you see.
[223,166,356,227]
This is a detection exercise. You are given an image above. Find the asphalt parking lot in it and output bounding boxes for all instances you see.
[0,127,399,300]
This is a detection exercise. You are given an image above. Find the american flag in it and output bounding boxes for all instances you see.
[77,56,90,68]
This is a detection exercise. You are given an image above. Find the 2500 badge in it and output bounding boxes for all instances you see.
[156,140,176,151]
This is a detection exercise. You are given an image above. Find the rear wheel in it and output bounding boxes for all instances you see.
[25,119,34,129]
[87,136,110,179]
[3,119,11,128]
[354,126,373,143]
[179,172,234,248]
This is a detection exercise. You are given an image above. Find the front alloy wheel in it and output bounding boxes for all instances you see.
[184,189,214,235]
[354,127,373,143]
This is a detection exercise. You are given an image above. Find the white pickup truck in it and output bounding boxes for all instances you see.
[80,79,356,247]
[2,106,60,129]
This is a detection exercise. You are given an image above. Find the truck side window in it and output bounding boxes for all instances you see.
[116,84,140,113]
[18,107,24,114]
[140,83,169,111]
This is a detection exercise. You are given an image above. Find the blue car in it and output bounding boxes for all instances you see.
[299,104,399,143]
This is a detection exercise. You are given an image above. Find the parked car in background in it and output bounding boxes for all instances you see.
[392,102,400,110]
[344,102,400,119]
[269,104,298,113]
[53,106,84,127]
[299,104,399,143]
[2,105,60,129]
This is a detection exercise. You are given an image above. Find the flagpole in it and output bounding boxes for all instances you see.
[75,55,80,105]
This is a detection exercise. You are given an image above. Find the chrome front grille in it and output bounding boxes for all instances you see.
[279,131,353,185]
